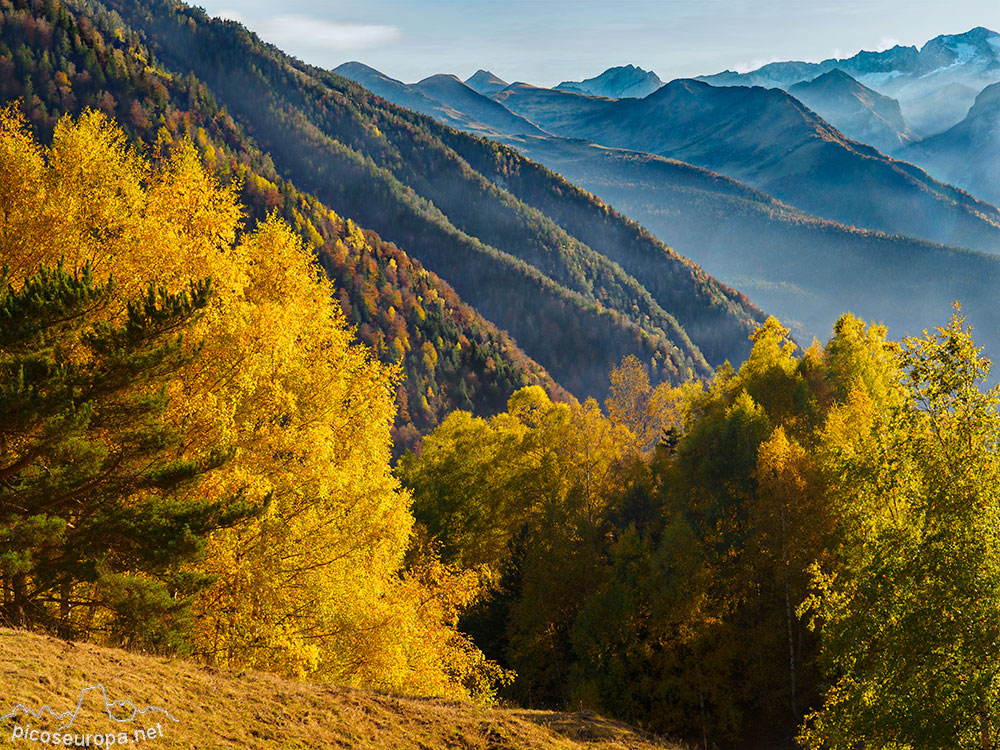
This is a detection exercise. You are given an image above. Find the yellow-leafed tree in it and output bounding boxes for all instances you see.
[0,106,497,700]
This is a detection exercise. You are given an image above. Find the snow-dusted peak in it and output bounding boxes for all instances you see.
[556,65,664,99]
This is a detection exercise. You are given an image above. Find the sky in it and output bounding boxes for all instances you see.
[193,0,1000,86]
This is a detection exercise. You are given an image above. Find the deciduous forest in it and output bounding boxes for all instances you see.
[3,1,1000,749]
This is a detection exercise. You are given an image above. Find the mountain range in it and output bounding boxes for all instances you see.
[490,78,1000,252]
[333,40,1000,367]
[3,0,770,448]
[338,59,1000,257]
[698,27,1000,136]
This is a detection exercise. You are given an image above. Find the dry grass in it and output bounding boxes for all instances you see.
[0,628,682,749]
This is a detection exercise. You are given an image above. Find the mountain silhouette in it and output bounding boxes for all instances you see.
[465,69,509,95]
[788,69,915,154]
[556,64,664,99]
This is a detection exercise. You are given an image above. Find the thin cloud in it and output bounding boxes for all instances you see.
[261,15,400,51]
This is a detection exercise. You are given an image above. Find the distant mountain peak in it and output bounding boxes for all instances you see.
[813,68,855,83]
[924,26,999,47]
[917,27,1000,70]
[790,68,872,97]
[417,73,464,86]
[789,68,913,153]
[697,27,1000,136]
[556,65,664,99]
[335,61,383,77]
[465,69,508,95]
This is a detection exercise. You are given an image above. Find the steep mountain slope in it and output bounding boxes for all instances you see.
[556,64,663,99]
[92,0,763,397]
[495,135,1000,358]
[465,68,510,95]
[327,61,1000,367]
[699,27,1000,135]
[494,78,1000,253]
[788,69,915,154]
[0,628,682,750]
[900,82,1000,207]
[0,0,564,454]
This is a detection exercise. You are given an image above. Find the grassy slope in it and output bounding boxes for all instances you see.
[0,629,681,750]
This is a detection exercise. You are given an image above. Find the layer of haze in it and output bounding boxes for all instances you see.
[196,0,1000,86]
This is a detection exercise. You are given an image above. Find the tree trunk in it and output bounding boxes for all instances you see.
[11,572,28,627]
[59,580,71,637]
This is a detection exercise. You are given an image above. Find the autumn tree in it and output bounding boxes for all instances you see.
[605,354,687,453]
[801,311,1000,750]
[0,106,501,700]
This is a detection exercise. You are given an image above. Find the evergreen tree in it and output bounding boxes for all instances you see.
[0,263,254,650]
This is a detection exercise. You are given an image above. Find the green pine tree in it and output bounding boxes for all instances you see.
[0,263,257,651]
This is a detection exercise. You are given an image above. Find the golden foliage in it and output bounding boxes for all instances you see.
[0,106,498,700]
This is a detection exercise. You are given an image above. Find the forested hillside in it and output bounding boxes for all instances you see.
[401,311,1000,750]
[0,106,516,698]
[0,0,569,452]
[500,134,1000,356]
[80,0,765,396]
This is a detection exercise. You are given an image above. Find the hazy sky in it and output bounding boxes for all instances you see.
[194,0,1000,86]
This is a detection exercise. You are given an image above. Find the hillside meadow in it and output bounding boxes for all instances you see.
[0,628,681,750]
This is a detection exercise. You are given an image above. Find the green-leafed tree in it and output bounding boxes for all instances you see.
[801,310,1000,750]
[0,263,253,650]
[399,385,639,706]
